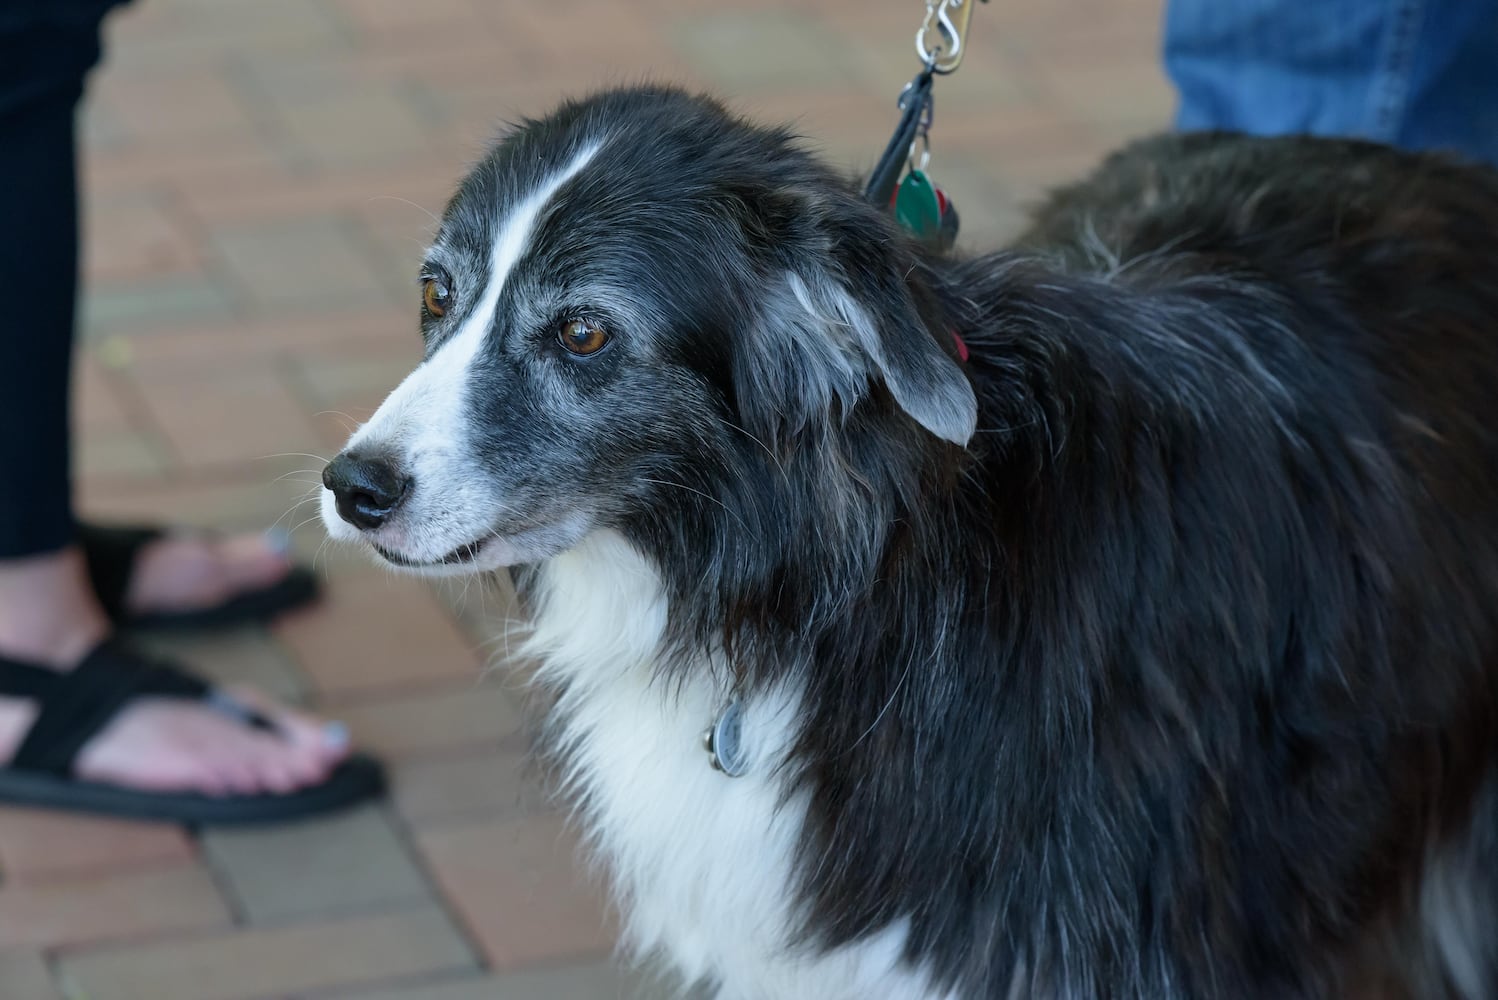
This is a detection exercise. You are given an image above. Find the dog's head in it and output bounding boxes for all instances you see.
[320,87,976,575]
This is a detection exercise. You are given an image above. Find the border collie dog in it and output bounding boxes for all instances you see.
[321,87,1498,998]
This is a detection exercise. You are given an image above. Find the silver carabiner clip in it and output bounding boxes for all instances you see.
[916,0,979,75]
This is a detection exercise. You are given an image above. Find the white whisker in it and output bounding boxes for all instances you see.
[636,477,748,532]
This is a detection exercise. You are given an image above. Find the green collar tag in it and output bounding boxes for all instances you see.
[894,169,943,240]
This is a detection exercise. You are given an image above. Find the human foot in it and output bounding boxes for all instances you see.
[0,547,347,799]
[69,683,347,797]
[121,528,296,617]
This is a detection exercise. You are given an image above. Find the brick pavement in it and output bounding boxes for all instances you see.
[1,0,1171,996]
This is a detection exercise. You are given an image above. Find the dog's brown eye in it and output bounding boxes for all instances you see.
[558,318,609,356]
[422,278,450,317]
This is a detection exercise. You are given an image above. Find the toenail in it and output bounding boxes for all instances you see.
[262,526,293,557]
[322,721,350,751]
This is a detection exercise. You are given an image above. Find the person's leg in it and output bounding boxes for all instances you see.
[0,11,297,607]
[0,22,90,558]
[1163,0,1498,165]
[0,13,348,798]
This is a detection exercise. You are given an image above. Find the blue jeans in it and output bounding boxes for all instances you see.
[1164,0,1498,165]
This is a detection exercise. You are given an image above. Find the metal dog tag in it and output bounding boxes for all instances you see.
[703,700,750,777]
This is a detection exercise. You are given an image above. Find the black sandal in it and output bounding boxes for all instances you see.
[0,639,384,826]
[80,523,319,631]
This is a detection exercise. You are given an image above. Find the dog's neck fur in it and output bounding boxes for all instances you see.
[516,528,962,1000]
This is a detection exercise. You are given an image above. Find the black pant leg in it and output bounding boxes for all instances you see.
[0,16,110,557]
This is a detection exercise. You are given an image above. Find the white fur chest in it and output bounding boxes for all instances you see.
[519,531,952,1000]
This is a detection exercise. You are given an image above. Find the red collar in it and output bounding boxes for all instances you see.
[952,331,969,363]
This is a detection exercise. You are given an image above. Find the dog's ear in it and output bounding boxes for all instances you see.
[736,200,977,448]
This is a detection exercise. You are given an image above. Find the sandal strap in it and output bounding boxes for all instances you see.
[77,523,164,623]
[1,640,210,776]
[0,657,65,701]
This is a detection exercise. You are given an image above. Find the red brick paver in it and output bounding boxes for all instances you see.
[0,951,65,1000]
[273,570,486,696]
[0,865,231,950]
[420,815,618,971]
[0,809,195,883]
[331,684,523,761]
[1,0,1170,996]
[57,905,476,1000]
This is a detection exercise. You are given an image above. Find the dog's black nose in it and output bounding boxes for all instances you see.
[323,452,411,531]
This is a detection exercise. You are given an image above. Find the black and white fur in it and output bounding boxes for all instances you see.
[321,87,1498,998]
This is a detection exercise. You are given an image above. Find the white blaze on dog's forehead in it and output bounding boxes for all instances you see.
[348,141,603,453]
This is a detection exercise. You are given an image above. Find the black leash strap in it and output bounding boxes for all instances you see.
[863,67,934,208]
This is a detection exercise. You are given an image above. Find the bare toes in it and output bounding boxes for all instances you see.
[216,532,295,591]
[223,687,349,765]
[259,763,300,796]
[127,531,293,614]
[72,695,341,800]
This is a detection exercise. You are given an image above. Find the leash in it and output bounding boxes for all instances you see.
[864,0,984,363]
[864,0,986,254]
